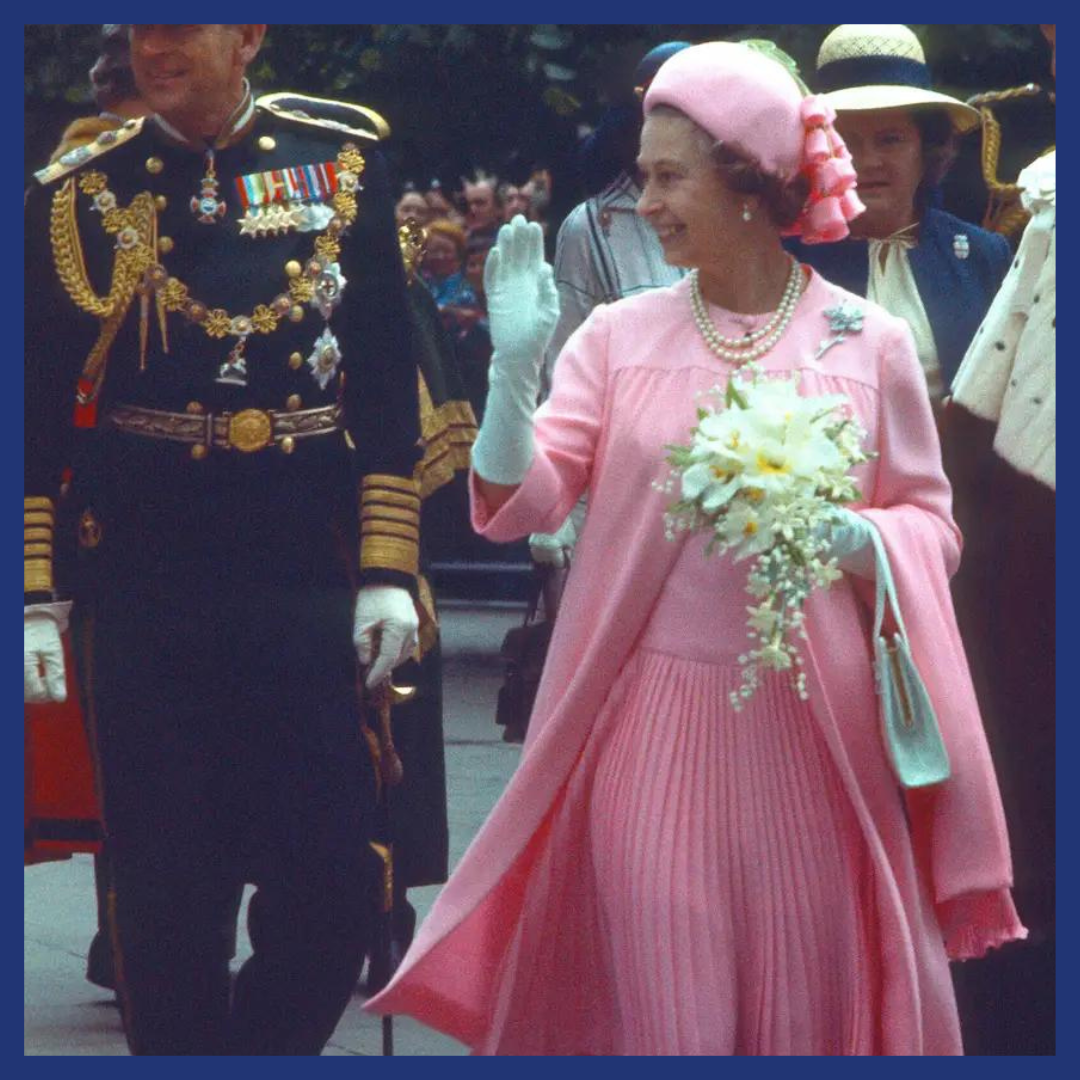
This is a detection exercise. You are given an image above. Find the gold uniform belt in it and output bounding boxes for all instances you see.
[106,403,342,454]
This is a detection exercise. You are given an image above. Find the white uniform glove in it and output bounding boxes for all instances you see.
[470,215,561,485]
[820,507,876,579]
[353,585,420,689]
[529,495,588,567]
[24,601,73,704]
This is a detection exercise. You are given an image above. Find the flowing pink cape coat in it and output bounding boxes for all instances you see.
[368,271,1025,1054]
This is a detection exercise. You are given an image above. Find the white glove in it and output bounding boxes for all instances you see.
[529,496,588,567]
[820,507,876,579]
[471,215,560,485]
[24,602,73,704]
[353,585,420,689]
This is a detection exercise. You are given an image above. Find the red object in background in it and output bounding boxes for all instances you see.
[24,634,103,865]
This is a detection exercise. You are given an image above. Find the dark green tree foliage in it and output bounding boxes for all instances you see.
[26,25,1051,203]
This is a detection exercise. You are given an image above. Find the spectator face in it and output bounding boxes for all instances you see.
[464,181,499,232]
[423,232,461,279]
[833,109,924,238]
[465,246,490,295]
[396,192,431,227]
[130,25,264,138]
[502,185,532,222]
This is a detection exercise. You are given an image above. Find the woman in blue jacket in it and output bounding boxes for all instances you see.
[788,25,1010,406]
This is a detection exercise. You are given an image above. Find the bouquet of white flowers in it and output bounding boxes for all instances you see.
[659,364,874,708]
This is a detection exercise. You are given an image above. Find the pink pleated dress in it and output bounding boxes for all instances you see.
[587,534,880,1055]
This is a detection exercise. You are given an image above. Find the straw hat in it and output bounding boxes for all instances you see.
[816,25,980,133]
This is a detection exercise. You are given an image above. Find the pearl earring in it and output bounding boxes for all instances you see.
[741,202,753,223]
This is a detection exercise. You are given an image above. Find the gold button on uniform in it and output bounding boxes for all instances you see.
[185,401,204,415]
[286,394,302,412]
[288,352,303,370]
[285,260,302,278]
[154,195,167,211]
[146,157,164,174]
[288,305,305,323]
[158,236,174,254]
[258,135,277,152]
[190,444,208,461]
[280,436,296,455]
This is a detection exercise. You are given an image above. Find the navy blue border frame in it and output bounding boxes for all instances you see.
[17,6,1066,1068]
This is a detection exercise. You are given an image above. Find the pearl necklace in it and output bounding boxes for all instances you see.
[689,258,804,365]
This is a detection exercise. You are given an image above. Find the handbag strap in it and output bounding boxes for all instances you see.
[522,564,547,626]
[868,522,910,641]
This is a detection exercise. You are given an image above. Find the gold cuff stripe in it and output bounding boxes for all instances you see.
[25,543,53,557]
[361,520,420,542]
[24,497,55,513]
[360,536,419,576]
[25,517,55,534]
[24,528,54,544]
[25,566,54,592]
[360,489,420,512]
[361,504,420,526]
[362,474,421,498]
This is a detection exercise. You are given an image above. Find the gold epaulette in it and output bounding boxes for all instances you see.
[24,496,55,595]
[255,92,390,142]
[360,474,420,577]
[414,371,477,500]
[34,117,145,186]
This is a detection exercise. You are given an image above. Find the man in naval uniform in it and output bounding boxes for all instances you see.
[24,24,421,1054]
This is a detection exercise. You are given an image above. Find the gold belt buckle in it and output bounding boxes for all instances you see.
[227,409,273,453]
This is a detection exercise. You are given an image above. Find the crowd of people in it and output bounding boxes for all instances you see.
[24,23,1054,1057]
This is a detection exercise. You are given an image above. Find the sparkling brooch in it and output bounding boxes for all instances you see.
[812,303,865,363]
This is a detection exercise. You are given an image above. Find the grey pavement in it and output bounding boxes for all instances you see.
[24,601,526,1056]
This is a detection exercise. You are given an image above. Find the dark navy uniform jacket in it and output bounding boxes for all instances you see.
[787,207,1011,389]
[24,102,421,603]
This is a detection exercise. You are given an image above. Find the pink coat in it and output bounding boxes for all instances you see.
[368,271,1025,1054]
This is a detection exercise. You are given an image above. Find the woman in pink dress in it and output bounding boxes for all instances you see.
[367,42,1025,1055]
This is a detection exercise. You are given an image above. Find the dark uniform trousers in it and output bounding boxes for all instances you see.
[73,434,380,1055]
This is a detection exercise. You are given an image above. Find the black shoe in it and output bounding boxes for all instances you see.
[86,930,116,991]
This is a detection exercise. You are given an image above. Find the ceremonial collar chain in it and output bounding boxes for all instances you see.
[689,257,804,365]
[50,143,366,396]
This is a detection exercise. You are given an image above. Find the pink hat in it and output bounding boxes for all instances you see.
[644,42,864,243]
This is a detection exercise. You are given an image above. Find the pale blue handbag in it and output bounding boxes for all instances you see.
[867,525,952,789]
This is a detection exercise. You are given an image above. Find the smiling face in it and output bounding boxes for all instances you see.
[423,232,461,279]
[635,111,747,274]
[129,24,264,141]
[833,109,925,238]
